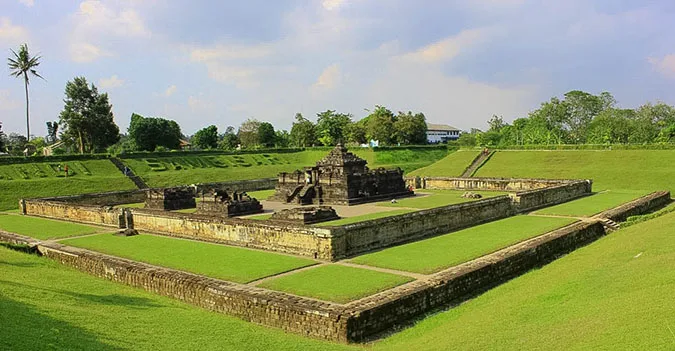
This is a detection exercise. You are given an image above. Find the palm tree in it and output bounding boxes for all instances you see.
[8,43,44,141]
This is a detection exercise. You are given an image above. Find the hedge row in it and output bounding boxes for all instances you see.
[468,143,675,151]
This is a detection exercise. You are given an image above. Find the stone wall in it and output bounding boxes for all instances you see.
[130,209,335,260]
[510,180,592,211]
[343,221,606,341]
[29,189,146,207]
[329,196,515,260]
[35,242,350,342]
[407,176,589,192]
[598,191,671,221]
[23,200,123,227]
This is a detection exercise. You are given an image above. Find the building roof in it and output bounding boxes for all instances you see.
[426,123,460,132]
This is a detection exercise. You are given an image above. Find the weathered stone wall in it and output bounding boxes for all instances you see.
[23,200,122,227]
[35,242,350,342]
[407,176,587,191]
[598,191,671,221]
[130,209,335,260]
[31,189,146,206]
[511,180,592,211]
[343,221,606,341]
[329,196,516,260]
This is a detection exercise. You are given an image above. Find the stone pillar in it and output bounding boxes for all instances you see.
[19,199,26,215]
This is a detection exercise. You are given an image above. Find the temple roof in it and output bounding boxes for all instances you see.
[316,144,367,167]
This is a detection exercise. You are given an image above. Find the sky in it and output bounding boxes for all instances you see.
[1,0,675,137]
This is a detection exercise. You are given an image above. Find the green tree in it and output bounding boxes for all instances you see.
[365,106,396,145]
[289,113,317,147]
[274,130,290,148]
[487,114,506,132]
[219,126,239,150]
[394,111,427,145]
[238,119,261,148]
[586,108,635,144]
[346,118,368,145]
[8,43,44,141]
[127,113,182,151]
[316,110,352,146]
[563,90,614,143]
[191,125,218,149]
[258,122,276,147]
[59,77,120,153]
[457,132,477,147]
[656,123,675,143]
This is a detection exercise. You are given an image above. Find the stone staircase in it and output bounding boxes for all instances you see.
[461,151,494,177]
[598,217,621,231]
[109,157,149,189]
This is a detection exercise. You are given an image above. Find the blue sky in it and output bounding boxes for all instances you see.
[1,0,675,137]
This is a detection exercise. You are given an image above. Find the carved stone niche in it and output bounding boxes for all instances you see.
[270,206,340,224]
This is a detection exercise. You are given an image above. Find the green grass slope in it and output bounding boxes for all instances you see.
[408,149,480,177]
[535,190,648,217]
[475,150,675,192]
[121,148,447,187]
[0,160,135,211]
[0,214,102,240]
[61,234,316,283]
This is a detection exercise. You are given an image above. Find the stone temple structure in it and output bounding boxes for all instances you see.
[197,189,263,217]
[271,144,413,205]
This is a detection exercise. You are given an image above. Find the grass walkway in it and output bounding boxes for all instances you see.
[535,191,647,217]
[315,209,414,226]
[377,189,507,209]
[61,234,316,283]
[350,216,576,274]
[0,214,102,240]
[258,265,413,303]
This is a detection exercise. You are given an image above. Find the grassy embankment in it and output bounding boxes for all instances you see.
[0,214,102,240]
[120,148,448,188]
[408,149,480,177]
[61,234,316,284]
[3,209,675,349]
[0,160,135,212]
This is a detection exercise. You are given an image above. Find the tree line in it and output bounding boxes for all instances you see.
[461,90,675,147]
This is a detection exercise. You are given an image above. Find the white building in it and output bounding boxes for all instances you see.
[426,123,461,143]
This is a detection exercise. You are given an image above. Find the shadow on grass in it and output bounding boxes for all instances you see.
[0,279,164,309]
[0,295,121,350]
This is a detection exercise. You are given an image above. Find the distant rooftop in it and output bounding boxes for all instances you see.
[426,123,460,132]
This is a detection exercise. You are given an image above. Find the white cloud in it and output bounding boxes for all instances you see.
[322,0,346,11]
[69,42,111,63]
[311,64,342,93]
[398,28,488,64]
[19,0,34,7]
[187,95,214,111]
[190,44,272,62]
[648,54,675,79]
[98,75,124,89]
[164,85,177,97]
[0,17,29,46]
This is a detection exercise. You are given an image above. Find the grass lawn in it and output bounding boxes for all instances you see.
[315,209,414,226]
[120,149,447,188]
[61,234,316,283]
[247,189,275,199]
[0,247,348,351]
[535,191,648,217]
[0,214,102,240]
[475,150,675,193]
[377,189,507,209]
[0,159,136,211]
[258,265,413,303]
[350,216,576,274]
[377,206,675,350]
[408,149,480,177]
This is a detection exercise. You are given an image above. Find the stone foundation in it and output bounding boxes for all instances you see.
[271,206,340,224]
[145,187,196,210]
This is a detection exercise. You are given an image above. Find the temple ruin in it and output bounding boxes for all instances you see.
[196,189,263,217]
[270,144,413,205]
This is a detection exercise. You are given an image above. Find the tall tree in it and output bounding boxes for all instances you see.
[289,113,317,147]
[394,111,427,145]
[219,126,239,150]
[258,122,276,147]
[127,113,182,151]
[8,43,44,141]
[191,125,218,149]
[238,119,261,148]
[316,110,352,146]
[59,77,120,153]
[365,105,396,145]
